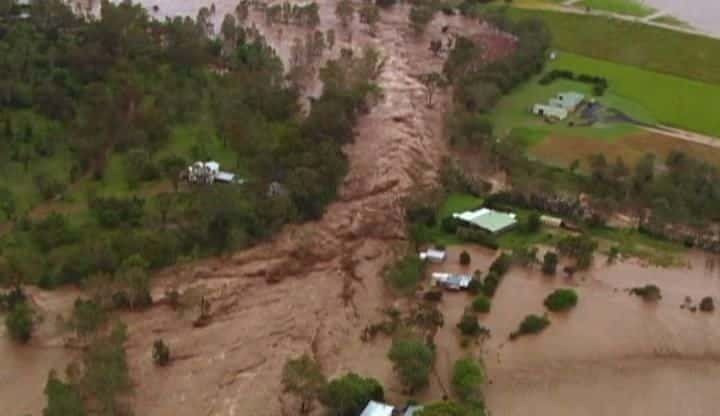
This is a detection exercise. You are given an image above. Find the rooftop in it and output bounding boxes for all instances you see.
[360,401,395,416]
[453,208,517,233]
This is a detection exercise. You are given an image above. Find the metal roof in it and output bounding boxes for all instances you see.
[453,208,517,233]
[360,401,395,416]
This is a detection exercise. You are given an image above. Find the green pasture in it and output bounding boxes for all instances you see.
[578,0,654,16]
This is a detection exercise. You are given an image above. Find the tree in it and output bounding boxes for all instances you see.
[117,254,152,310]
[510,314,550,340]
[630,284,661,302]
[0,187,16,220]
[471,295,491,313]
[282,354,327,414]
[544,289,578,312]
[388,337,435,392]
[358,2,380,34]
[525,213,541,233]
[451,358,484,403]
[429,39,442,56]
[322,373,384,416]
[418,72,447,107]
[221,13,239,53]
[43,370,87,416]
[457,312,488,337]
[459,250,471,266]
[152,339,171,366]
[335,0,354,29]
[541,251,558,275]
[5,301,34,343]
[409,4,435,34]
[700,297,715,312]
[418,400,485,416]
[386,255,425,294]
[234,0,249,22]
[70,299,107,338]
[160,155,187,192]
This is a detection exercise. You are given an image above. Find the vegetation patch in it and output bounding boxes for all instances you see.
[544,289,579,312]
[385,255,426,294]
[510,314,550,340]
[472,294,492,313]
[630,284,662,302]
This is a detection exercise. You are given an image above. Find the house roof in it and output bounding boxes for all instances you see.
[405,405,425,416]
[556,92,585,109]
[453,208,517,233]
[360,401,395,416]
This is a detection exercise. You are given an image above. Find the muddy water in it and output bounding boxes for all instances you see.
[642,0,720,35]
[431,246,720,415]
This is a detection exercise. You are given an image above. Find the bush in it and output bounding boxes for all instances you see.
[489,253,512,276]
[323,373,384,416]
[700,297,715,312]
[467,277,483,295]
[386,255,426,294]
[5,301,34,343]
[457,312,487,337]
[442,216,461,233]
[544,289,578,312]
[630,284,662,302]
[459,250,471,266]
[510,314,550,340]
[456,227,499,249]
[451,358,484,403]
[388,337,435,393]
[541,251,558,275]
[482,272,500,297]
[152,339,171,366]
[472,294,491,313]
[524,213,541,233]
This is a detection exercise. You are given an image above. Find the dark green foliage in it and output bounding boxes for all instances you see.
[283,355,327,414]
[459,250,471,266]
[557,235,597,270]
[386,255,426,294]
[457,312,488,337]
[544,289,578,312]
[524,213,541,233]
[541,251,559,275]
[700,297,715,312]
[418,400,486,416]
[388,337,435,392]
[153,339,170,367]
[449,113,493,148]
[0,287,26,311]
[630,284,662,302]
[482,271,500,298]
[322,373,384,416]
[89,196,145,228]
[43,371,87,416]
[70,299,107,337]
[451,358,484,403]
[511,314,550,340]
[489,253,512,276]
[31,213,79,252]
[456,227,499,250]
[5,301,34,343]
[472,294,491,313]
[538,69,608,96]
[467,277,483,295]
[407,206,438,227]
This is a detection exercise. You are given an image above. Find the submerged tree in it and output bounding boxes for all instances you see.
[282,354,327,414]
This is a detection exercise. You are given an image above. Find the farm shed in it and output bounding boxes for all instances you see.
[540,215,563,227]
[453,208,517,234]
[532,104,568,120]
[360,401,395,416]
[432,273,473,291]
[419,249,447,263]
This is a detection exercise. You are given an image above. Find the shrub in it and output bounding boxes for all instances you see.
[442,216,461,233]
[152,339,171,366]
[489,253,511,276]
[451,358,484,403]
[630,284,662,302]
[456,227,499,249]
[386,255,426,294]
[459,250,471,266]
[423,290,443,302]
[510,314,550,340]
[482,272,500,297]
[541,251,558,275]
[544,289,578,312]
[457,312,484,337]
[467,277,483,295]
[699,297,714,312]
[323,373,384,416]
[388,337,435,393]
[472,295,491,313]
[524,213,541,233]
[5,301,34,343]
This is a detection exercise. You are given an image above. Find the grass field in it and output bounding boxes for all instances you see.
[579,0,654,16]
[651,15,692,29]
[549,53,720,137]
[509,8,720,85]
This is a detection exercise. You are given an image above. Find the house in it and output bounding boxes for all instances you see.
[186,161,242,185]
[554,92,585,112]
[432,273,473,291]
[404,406,425,416]
[360,401,395,416]
[452,208,517,234]
[540,215,563,228]
[419,248,447,263]
[532,104,568,121]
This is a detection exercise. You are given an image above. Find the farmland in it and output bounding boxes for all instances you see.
[508,8,720,85]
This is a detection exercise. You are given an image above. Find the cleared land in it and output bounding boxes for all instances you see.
[549,53,720,137]
[509,8,720,85]
[579,0,655,17]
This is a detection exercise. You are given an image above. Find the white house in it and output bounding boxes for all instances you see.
[360,401,395,416]
[532,104,568,121]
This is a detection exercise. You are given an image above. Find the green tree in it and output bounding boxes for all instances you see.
[457,312,488,337]
[511,314,550,340]
[544,289,578,312]
[322,373,384,416]
[160,155,187,192]
[117,254,152,310]
[43,370,87,416]
[459,250,471,266]
[282,354,327,414]
[386,255,425,294]
[388,337,435,392]
[5,301,34,343]
[418,72,447,107]
[451,358,484,403]
[471,295,491,313]
[0,187,16,220]
[70,299,107,338]
[418,400,485,416]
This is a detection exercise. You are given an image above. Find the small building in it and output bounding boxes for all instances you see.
[452,208,517,234]
[405,406,425,416]
[432,273,473,291]
[360,401,395,416]
[419,248,447,263]
[554,92,585,112]
[532,104,568,120]
[540,215,563,228]
[186,161,242,185]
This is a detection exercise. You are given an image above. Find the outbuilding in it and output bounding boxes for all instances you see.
[554,92,585,112]
[540,215,563,228]
[419,248,447,263]
[452,208,517,234]
[532,104,568,120]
